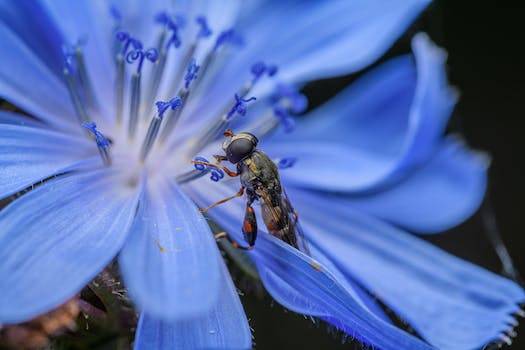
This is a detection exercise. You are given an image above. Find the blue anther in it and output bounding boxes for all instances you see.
[226,94,257,121]
[196,16,212,38]
[193,156,224,182]
[277,157,297,169]
[82,121,111,148]
[184,59,200,89]
[116,31,143,55]
[273,106,296,133]
[214,29,244,51]
[126,47,158,74]
[155,97,183,118]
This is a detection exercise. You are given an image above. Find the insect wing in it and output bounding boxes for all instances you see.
[281,188,311,256]
[259,187,311,256]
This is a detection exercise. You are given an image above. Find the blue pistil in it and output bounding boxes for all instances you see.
[62,45,90,124]
[184,59,200,89]
[273,107,296,133]
[115,32,142,124]
[191,27,243,94]
[270,83,308,133]
[82,121,112,165]
[159,60,200,144]
[214,29,244,52]
[140,97,182,161]
[126,46,158,138]
[272,83,308,113]
[164,15,210,97]
[146,13,183,111]
[196,16,212,38]
[251,62,278,83]
[72,41,99,113]
[126,47,158,75]
[116,31,143,57]
[188,92,258,157]
[236,61,278,97]
[226,94,257,121]
[193,156,224,182]
[110,6,123,59]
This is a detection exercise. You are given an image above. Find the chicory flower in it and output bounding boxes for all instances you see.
[0,1,522,349]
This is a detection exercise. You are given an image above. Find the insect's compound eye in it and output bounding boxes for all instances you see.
[226,138,255,163]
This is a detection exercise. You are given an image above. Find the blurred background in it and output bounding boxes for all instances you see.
[240,1,525,349]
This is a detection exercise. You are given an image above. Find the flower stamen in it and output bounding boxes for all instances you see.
[146,13,183,108]
[140,97,182,162]
[72,43,99,114]
[168,16,212,97]
[191,28,243,94]
[62,47,90,124]
[159,59,200,144]
[126,46,158,138]
[187,93,257,157]
[115,32,142,124]
[82,121,112,166]
[248,83,307,137]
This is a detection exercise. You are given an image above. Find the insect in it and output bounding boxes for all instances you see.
[193,129,309,254]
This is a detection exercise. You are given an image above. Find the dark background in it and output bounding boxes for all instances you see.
[240,1,525,349]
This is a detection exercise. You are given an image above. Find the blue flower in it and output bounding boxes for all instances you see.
[0,2,522,350]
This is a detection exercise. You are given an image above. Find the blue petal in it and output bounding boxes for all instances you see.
[290,189,525,350]
[187,173,523,349]
[0,0,65,76]
[185,180,394,327]
[182,0,430,137]
[326,138,488,233]
[266,33,458,192]
[0,124,91,198]
[43,0,117,122]
[0,168,141,324]
[270,137,487,233]
[119,178,220,320]
[134,256,251,350]
[252,235,433,350]
[0,110,44,127]
[246,0,432,86]
[0,24,78,131]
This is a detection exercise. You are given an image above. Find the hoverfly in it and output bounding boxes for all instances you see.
[193,129,309,254]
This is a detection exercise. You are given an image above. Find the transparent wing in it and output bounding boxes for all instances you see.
[259,187,310,256]
[281,188,311,256]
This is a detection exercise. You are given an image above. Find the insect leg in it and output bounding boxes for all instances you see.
[215,232,253,250]
[242,200,258,247]
[191,160,239,177]
[213,154,228,162]
[200,187,245,213]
